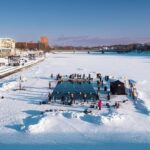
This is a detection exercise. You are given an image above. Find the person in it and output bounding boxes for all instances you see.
[99,76,102,82]
[101,80,104,88]
[98,100,102,110]
[97,90,100,99]
[83,74,85,79]
[132,85,137,100]
[88,74,91,80]
[70,93,75,104]
[107,93,110,101]
[50,73,53,79]
[19,76,22,90]
[48,92,52,102]
[104,86,107,92]
[49,81,51,89]
[114,101,120,109]
[133,90,137,101]
[97,80,100,86]
[79,92,82,101]
[61,95,65,105]
[98,86,100,91]
[96,93,100,100]
[122,99,128,103]
[83,93,87,103]
[129,88,132,97]
[117,102,120,109]
[106,102,110,108]
[106,76,109,81]
[97,80,101,92]
[79,74,81,79]
[56,74,62,80]
[97,73,101,79]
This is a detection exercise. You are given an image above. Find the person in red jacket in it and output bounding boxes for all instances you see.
[98,100,102,110]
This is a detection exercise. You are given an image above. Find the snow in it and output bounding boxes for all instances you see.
[0,58,7,63]
[0,52,150,149]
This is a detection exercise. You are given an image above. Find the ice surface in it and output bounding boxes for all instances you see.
[0,52,150,149]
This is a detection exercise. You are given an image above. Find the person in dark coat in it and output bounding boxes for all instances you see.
[88,74,91,80]
[107,93,110,101]
[106,102,110,108]
[97,80,100,86]
[49,81,51,89]
[98,86,100,91]
[96,93,100,100]
[104,86,107,92]
[50,74,53,79]
[83,93,87,103]
[61,95,65,105]
[114,101,120,109]
[129,88,132,97]
[83,74,85,79]
[48,92,52,102]
[101,80,104,88]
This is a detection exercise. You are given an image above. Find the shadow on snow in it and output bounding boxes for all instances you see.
[5,110,43,132]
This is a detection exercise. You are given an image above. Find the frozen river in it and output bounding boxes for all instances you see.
[0,52,150,150]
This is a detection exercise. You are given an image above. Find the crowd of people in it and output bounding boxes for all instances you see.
[51,73,94,82]
[48,91,97,105]
[47,73,128,111]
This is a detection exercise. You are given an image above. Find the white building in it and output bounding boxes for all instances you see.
[0,38,16,57]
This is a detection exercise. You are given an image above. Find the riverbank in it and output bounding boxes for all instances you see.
[0,57,45,79]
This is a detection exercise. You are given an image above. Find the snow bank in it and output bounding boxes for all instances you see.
[101,112,125,125]
[0,79,17,91]
[28,110,125,134]
[28,114,59,134]
[137,80,150,111]
[28,112,79,134]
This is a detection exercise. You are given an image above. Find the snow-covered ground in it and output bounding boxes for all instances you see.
[0,52,150,150]
[0,57,44,78]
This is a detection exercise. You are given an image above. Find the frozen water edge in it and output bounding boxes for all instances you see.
[1,133,150,150]
[0,143,150,150]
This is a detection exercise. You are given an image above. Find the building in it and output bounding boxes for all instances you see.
[0,38,16,57]
[39,36,50,50]
[40,36,49,47]
[16,37,50,51]
[110,80,126,95]
[15,42,40,50]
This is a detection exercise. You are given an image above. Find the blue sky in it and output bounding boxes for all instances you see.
[0,0,150,46]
